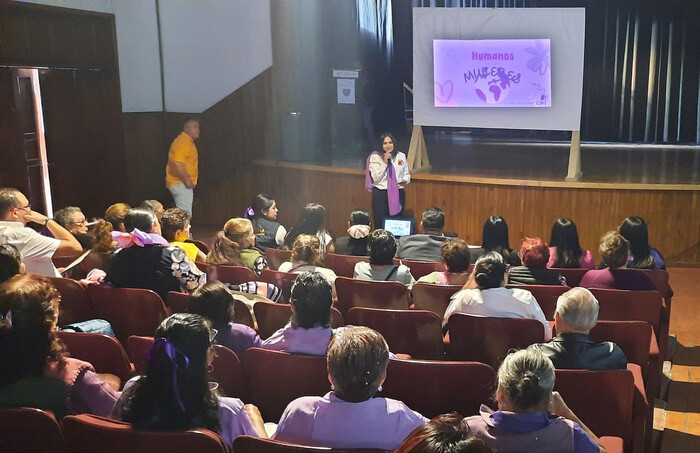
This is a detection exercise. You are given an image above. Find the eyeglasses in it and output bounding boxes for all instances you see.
[209,329,218,345]
[73,219,87,227]
[16,204,31,212]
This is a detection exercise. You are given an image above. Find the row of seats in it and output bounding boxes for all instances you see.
[0,346,640,453]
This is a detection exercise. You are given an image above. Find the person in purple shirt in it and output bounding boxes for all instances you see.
[188,280,261,359]
[114,313,266,447]
[580,231,655,291]
[463,349,606,452]
[274,326,428,450]
[0,274,118,417]
[261,271,334,355]
[619,216,665,270]
[396,412,493,452]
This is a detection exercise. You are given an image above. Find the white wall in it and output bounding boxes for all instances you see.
[21,0,272,113]
[158,0,272,113]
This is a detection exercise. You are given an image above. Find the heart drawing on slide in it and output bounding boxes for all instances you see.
[434,80,453,104]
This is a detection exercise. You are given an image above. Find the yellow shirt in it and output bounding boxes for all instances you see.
[170,241,202,262]
[165,131,198,188]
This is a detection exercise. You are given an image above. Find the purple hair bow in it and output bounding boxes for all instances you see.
[147,338,190,411]
[243,206,255,219]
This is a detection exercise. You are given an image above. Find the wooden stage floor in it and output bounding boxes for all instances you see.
[326,133,700,186]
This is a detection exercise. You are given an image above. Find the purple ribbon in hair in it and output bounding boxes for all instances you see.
[243,206,255,219]
[365,151,402,216]
[147,338,190,411]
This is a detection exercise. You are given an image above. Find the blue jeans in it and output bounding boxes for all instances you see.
[168,182,194,216]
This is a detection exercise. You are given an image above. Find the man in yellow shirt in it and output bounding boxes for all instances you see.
[166,118,200,216]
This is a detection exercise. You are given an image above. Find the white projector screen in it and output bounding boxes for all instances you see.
[414,8,585,131]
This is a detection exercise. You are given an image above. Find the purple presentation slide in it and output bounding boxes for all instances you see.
[433,39,551,108]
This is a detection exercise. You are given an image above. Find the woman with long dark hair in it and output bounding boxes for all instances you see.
[365,132,411,228]
[284,203,334,258]
[481,216,520,266]
[114,313,265,446]
[619,216,665,270]
[548,218,595,269]
[249,194,287,251]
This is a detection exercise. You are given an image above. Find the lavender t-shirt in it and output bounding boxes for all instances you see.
[261,323,333,356]
[274,392,427,450]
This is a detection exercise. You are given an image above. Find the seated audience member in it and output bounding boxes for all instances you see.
[463,349,606,453]
[333,209,371,256]
[160,207,207,262]
[207,218,268,276]
[529,287,627,370]
[481,215,520,266]
[284,203,334,258]
[396,412,493,453]
[113,313,266,446]
[278,235,337,288]
[0,244,24,284]
[54,206,93,250]
[0,188,82,277]
[354,229,415,288]
[548,218,595,269]
[444,252,551,339]
[188,281,261,359]
[249,193,287,251]
[417,238,472,286]
[104,202,130,233]
[0,275,118,417]
[619,216,665,270]
[274,326,428,449]
[105,208,207,300]
[261,272,334,355]
[139,199,165,222]
[508,237,565,286]
[397,207,448,262]
[579,231,655,291]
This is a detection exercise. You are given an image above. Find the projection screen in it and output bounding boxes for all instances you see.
[413,8,585,131]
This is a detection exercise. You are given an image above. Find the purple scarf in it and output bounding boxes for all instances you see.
[365,151,402,216]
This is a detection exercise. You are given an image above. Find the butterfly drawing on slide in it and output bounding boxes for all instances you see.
[525,40,550,75]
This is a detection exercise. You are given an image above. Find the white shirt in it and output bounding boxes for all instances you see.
[444,287,552,340]
[0,221,61,277]
[368,152,411,190]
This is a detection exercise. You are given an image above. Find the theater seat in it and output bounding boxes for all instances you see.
[214,265,257,285]
[334,277,409,319]
[447,313,545,368]
[324,253,369,278]
[57,331,134,384]
[233,436,391,452]
[85,285,167,345]
[347,307,444,360]
[244,348,329,422]
[265,248,293,270]
[411,282,462,318]
[46,276,96,327]
[62,414,227,453]
[0,407,67,453]
[506,284,569,321]
[259,269,298,303]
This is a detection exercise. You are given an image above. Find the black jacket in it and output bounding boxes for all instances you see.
[529,333,628,370]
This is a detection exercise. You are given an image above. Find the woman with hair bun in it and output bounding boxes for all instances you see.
[249,194,286,251]
[463,349,606,452]
[443,252,551,339]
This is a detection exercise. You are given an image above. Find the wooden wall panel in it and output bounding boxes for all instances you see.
[200,163,699,267]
